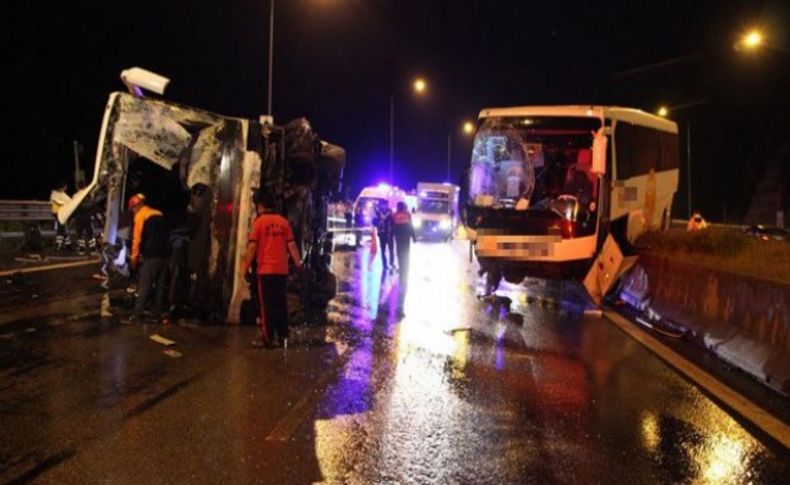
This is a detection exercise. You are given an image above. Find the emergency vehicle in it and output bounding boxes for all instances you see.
[412,182,459,241]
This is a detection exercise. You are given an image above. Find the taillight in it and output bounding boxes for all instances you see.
[560,219,575,239]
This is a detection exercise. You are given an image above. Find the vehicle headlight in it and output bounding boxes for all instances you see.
[412,217,422,228]
[439,218,451,230]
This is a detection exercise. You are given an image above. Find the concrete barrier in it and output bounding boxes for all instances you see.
[636,252,789,394]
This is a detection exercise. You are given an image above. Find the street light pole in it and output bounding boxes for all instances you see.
[446,134,452,182]
[389,77,427,183]
[687,121,692,217]
[267,0,275,115]
[389,92,394,181]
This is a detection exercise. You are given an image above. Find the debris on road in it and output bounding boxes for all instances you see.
[149,334,175,346]
[162,349,183,358]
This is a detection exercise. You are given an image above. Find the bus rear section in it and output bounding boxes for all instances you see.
[464,106,678,283]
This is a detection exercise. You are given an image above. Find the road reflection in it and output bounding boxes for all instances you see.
[309,240,786,483]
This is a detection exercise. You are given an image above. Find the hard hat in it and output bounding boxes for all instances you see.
[128,193,146,210]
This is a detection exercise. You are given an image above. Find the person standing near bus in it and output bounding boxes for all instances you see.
[392,201,417,286]
[242,191,303,349]
[373,200,394,271]
[125,193,170,324]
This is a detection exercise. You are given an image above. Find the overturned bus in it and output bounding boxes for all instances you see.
[60,91,345,323]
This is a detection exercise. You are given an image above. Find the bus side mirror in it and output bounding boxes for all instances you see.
[592,129,607,175]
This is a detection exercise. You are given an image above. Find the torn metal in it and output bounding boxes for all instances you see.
[61,92,345,323]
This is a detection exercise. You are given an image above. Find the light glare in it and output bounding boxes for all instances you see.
[743,30,762,48]
[413,78,427,94]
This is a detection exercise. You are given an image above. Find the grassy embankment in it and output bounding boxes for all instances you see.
[635,228,790,285]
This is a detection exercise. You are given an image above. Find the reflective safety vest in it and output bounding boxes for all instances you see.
[392,211,411,226]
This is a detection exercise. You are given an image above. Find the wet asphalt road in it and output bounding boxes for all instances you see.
[0,240,787,484]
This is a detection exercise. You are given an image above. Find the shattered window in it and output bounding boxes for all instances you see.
[469,116,601,209]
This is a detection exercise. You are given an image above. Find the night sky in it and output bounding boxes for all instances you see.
[3,0,788,220]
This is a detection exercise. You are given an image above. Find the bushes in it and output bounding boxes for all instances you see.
[636,228,750,256]
[635,228,789,284]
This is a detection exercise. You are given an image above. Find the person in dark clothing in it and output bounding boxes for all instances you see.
[74,210,97,255]
[242,191,303,349]
[74,183,97,255]
[124,193,170,324]
[391,201,417,286]
[372,200,394,271]
[344,200,353,228]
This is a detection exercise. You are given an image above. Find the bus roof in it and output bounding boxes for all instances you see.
[477,105,678,134]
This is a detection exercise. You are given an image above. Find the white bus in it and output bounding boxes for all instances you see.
[464,105,679,285]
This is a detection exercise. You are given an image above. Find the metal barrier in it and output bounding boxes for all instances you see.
[0,200,54,238]
[0,200,52,222]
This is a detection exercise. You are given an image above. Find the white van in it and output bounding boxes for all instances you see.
[413,182,459,241]
[353,184,407,228]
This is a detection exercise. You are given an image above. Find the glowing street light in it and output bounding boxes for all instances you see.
[657,106,669,117]
[462,121,475,135]
[734,29,764,52]
[413,77,427,94]
[742,30,763,49]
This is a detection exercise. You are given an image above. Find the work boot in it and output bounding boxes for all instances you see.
[251,339,268,349]
[121,315,140,325]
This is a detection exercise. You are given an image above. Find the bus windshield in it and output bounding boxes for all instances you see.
[469,116,602,210]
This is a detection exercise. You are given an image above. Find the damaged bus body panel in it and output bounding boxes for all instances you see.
[62,92,344,323]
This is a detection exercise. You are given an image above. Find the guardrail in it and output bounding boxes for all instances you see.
[0,200,54,239]
[0,200,52,222]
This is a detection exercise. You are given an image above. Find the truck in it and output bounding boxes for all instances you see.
[413,182,459,241]
[58,69,345,324]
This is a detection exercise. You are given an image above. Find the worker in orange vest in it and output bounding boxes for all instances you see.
[391,201,417,287]
[687,212,709,231]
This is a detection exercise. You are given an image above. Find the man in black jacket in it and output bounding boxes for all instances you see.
[372,200,394,271]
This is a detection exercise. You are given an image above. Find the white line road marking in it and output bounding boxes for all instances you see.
[603,309,790,449]
[0,258,100,277]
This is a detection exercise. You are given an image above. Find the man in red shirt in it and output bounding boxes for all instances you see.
[241,191,303,348]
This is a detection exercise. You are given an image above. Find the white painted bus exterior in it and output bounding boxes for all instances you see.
[465,105,679,281]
